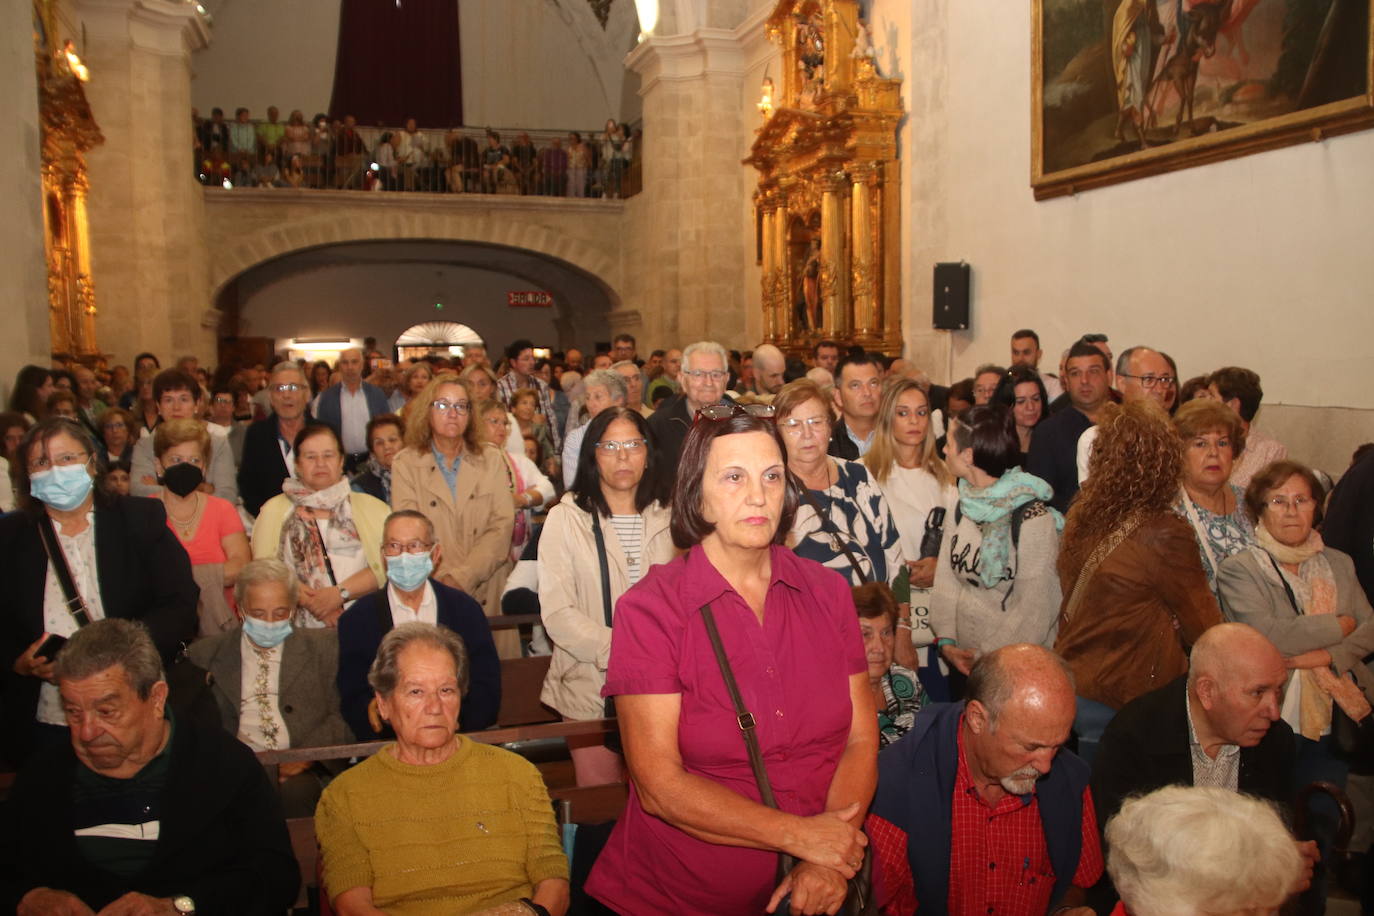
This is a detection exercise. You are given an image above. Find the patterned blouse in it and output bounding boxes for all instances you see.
[1174,484,1256,592]
[877,664,924,749]
[791,459,907,587]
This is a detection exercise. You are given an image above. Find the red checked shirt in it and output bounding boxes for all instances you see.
[868,722,1103,915]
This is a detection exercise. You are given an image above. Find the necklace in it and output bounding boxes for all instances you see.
[165,492,204,538]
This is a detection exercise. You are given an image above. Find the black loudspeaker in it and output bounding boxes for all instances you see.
[932,262,970,330]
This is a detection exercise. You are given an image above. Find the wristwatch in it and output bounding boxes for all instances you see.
[172,896,195,914]
[338,586,352,602]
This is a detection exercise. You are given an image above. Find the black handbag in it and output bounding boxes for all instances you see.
[591,512,623,755]
[699,602,877,915]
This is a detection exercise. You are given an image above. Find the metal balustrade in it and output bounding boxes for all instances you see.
[194,118,641,199]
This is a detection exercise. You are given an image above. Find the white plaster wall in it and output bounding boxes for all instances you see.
[238,262,583,354]
[191,0,341,118]
[2,0,52,396]
[903,2,1374,416]
[191,0,640,130]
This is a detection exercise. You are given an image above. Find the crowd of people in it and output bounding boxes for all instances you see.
[2,327,1371,916]
[193,105,641,199]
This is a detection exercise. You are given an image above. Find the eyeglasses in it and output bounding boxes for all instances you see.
[29,451,89,473]
[682,369,729,382]
[271,383,305,393]
[1119,373,1177,389]
[163,455,205,467]
[211,395,234,405]
[1266,495,1314,511]
[381,539,434,556]
[778,415,829,436]
[431,399,470,415]
[595,438,647,454]
[695,403,775,421]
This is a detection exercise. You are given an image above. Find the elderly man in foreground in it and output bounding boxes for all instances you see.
[316,622,569,915]
[1089,622,1315,911]
[867,644,1102,916]
[1,618,298,915]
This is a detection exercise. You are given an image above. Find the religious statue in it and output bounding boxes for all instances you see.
[851,18,874,60]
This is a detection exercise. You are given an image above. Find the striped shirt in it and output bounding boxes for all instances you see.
[610,514,645,584]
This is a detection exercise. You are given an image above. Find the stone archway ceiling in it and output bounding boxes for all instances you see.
[546,0,641,115]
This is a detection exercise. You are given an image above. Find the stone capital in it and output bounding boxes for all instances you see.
[72,0,211,57]
[625,28,747,94]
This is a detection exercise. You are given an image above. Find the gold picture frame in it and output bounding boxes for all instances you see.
[1032,0,1374,200]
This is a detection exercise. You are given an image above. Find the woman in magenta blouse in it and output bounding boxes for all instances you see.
[587,407,878,916]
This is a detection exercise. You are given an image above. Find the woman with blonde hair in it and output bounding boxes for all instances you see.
[1054,400,1221,758]
[154,418,250,634]
[391,374,518,655]
[864,377,955,663]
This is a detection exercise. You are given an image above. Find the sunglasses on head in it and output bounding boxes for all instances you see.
[694,403,776,423]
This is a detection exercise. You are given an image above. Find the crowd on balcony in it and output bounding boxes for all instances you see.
[192,105,641,199]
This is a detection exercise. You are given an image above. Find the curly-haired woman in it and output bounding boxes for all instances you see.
[1054,400,1222,758]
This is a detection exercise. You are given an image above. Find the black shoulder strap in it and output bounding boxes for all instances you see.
[37,516,93,628]
[800,488,870,583]
[591,511,614,628]
[699,603,779,809]
[1264,551,1304,616]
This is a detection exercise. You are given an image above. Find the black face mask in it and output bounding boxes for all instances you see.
[161,462,204,498]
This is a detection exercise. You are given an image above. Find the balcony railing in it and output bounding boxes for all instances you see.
[194,119,641,199]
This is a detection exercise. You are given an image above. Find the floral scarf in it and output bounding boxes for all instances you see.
[957,468,1062,588]
[1252,526,1372,738]
[278,478,360,624]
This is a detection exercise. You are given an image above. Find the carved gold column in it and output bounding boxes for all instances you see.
[849,162,878,339]
[771,201,791,343]
[819,170,848,338]
[759,196,778,341]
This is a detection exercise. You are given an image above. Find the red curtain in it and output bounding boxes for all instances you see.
[328,0,463,128]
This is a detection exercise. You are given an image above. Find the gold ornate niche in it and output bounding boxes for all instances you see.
[34,0,104,360]
[744,0,903,358]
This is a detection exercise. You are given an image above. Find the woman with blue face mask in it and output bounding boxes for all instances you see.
[187,558,354,818]
[335,510,503,740]
[0,417,198,766]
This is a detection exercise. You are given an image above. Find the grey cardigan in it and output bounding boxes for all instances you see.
[1217,545,1374,697]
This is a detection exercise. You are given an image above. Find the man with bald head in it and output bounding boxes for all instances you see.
[869,645,1102,915]
[1089,623,1310,909]
[750,343,787,396]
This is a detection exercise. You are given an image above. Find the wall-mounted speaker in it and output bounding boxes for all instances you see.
[932,262,970,330]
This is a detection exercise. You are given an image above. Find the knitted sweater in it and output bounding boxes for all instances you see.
[314,738,568,915]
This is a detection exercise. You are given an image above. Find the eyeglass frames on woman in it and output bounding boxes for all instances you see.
[694,403,775,422]
[594,438,648,454]
[431,399,470,415]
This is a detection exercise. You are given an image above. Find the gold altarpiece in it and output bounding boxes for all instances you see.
[745,0,903,358]
[34,0,104,359]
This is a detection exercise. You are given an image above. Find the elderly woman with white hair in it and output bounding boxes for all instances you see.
[315,622,569,915]
[1104,785,1304,916]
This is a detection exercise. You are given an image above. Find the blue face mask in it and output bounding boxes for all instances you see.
[242,616,292,649]
[30,463,94,511]
[387,550,434,592]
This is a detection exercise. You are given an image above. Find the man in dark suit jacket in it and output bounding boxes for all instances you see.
[311,348,391,472]
[1089,624,1306,913]
[336,510,502,739]
[238,362,311,517]
[0,427,199,766]
[188,559,354,816]
[647,341,733,478]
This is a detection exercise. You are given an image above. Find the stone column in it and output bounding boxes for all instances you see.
[758,197,777,341]
[70,0,212,367]
[622,27,749,350]
[0,0,51,393]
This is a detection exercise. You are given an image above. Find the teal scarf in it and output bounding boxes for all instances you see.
[957,468,1062,588]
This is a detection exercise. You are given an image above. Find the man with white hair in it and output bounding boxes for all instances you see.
[647,340,732,470]
[1088,622,1314,909]
[750,344,787,397]
[868,645,1102,915]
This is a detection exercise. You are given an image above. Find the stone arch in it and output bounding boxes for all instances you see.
[207,206,623,306]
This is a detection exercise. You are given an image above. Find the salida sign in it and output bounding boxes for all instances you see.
[507,291,553,307]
